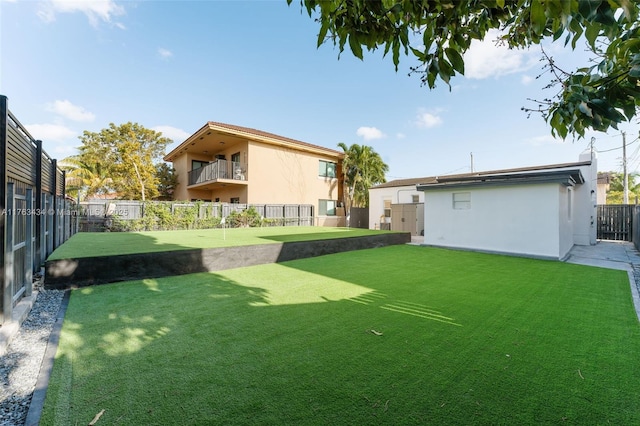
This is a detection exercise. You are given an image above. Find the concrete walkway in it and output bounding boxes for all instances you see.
[565,240,640,271]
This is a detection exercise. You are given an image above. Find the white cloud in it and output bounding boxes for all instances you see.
[464,29,537,79]
[521,75,534,85]
[415,112,442,128]
[26,123,77,142]
[356,126,385,141]
[158,48,173,60]
[46,100,95,122]
[152,125,190,142]
[38,0,125,27]
[396,133,406,139]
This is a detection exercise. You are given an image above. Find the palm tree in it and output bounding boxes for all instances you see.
[338,143,388,209]
[60,155,114,201]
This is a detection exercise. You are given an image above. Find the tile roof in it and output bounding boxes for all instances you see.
[207,122,342,155]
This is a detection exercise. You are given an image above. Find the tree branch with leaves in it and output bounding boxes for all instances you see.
[289,0,640,138]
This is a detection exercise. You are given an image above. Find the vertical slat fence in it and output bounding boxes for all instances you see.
[0,95,77,324]
[597,204,634,241]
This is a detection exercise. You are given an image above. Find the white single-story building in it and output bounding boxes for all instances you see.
[416,151,598,260]
[369,178,425,235]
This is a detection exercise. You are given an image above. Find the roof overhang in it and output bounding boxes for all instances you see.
[416,169,584,191]
[163,122,343,162]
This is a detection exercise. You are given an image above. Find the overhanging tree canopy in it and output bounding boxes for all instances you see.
[289,0,640,139]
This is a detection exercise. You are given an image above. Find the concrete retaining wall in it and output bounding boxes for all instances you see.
[45,233,411,289]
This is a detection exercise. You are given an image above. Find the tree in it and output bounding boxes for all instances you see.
[154,163,178,201]
[289,0,640,138]
[76,123,171,200]
[338,142,388,209]
[60,155,113,201]
[605,171,640,204]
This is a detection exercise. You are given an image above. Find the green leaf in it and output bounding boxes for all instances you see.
[348,33,363,60]
[578,0,599,20]
[410,47,426,62]
[317,20,330,48]
[445,47,465,74]
[630,65,640,78]
[584,23,600,48]
[530,0,547,35]
[438,57,453,85]
[392,37,400,70]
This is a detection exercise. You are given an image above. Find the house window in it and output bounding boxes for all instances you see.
[192,160,208,170]
[230,197,240,204]
[383,199,391,218]
[319,160,337,178]
[412,195,419,203]
[453,192,471,210]
[319,199,337,216]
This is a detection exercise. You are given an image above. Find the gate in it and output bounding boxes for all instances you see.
[597,204,634,241]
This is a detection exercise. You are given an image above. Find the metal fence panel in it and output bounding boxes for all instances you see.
[1,96,76,324]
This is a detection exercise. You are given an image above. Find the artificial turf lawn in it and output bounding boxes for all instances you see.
[47,227,395,260]
[41,245,640,425]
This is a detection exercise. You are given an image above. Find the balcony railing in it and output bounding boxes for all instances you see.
[188,160,247,186]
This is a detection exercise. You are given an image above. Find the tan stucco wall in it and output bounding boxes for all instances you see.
[172,154,190,201]
[171,139,343,220]
[245,141,340,206]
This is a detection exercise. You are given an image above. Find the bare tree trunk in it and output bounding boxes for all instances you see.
[131,161,145,201]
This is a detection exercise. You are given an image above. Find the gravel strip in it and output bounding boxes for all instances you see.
[0,289,64,426]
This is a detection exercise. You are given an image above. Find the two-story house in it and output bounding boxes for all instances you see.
[163,122,345,226]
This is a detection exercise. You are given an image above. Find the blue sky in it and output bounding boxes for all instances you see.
[1,0,638,180]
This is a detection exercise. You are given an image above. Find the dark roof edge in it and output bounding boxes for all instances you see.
[417,170,583,191]
[374,160,592,189]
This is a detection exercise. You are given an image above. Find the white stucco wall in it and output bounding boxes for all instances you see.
[558,186,574,258]
[572,151,598,245]
[424,183,567,259]
[368,185,424,230]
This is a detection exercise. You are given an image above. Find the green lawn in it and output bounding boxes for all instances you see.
[41,245,640,425]
[48,227,396,260]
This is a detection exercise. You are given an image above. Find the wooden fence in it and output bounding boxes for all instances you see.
[78,201,315,230]
[1,95,78,324]
[597,204,634,242]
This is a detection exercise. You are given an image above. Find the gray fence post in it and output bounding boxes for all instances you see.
[35,140,42,271]
[0,96,7,323]
[25,188,33,296]
[40,193,46,266]
[51,160,58,249]
[46,194,53,257]
[3,183,14,322]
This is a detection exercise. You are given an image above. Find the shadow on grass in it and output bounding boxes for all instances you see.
[42,244,640,425]
[45,230,409,289]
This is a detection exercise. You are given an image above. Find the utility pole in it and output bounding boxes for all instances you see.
[623,132,629,204]
[470,152,474,173]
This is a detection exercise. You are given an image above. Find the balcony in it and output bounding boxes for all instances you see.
[188,160,248,187]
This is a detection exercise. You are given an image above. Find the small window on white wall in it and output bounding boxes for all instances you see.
[453,192,471,210]
[412,195,419,203]
[383,199,392,218]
